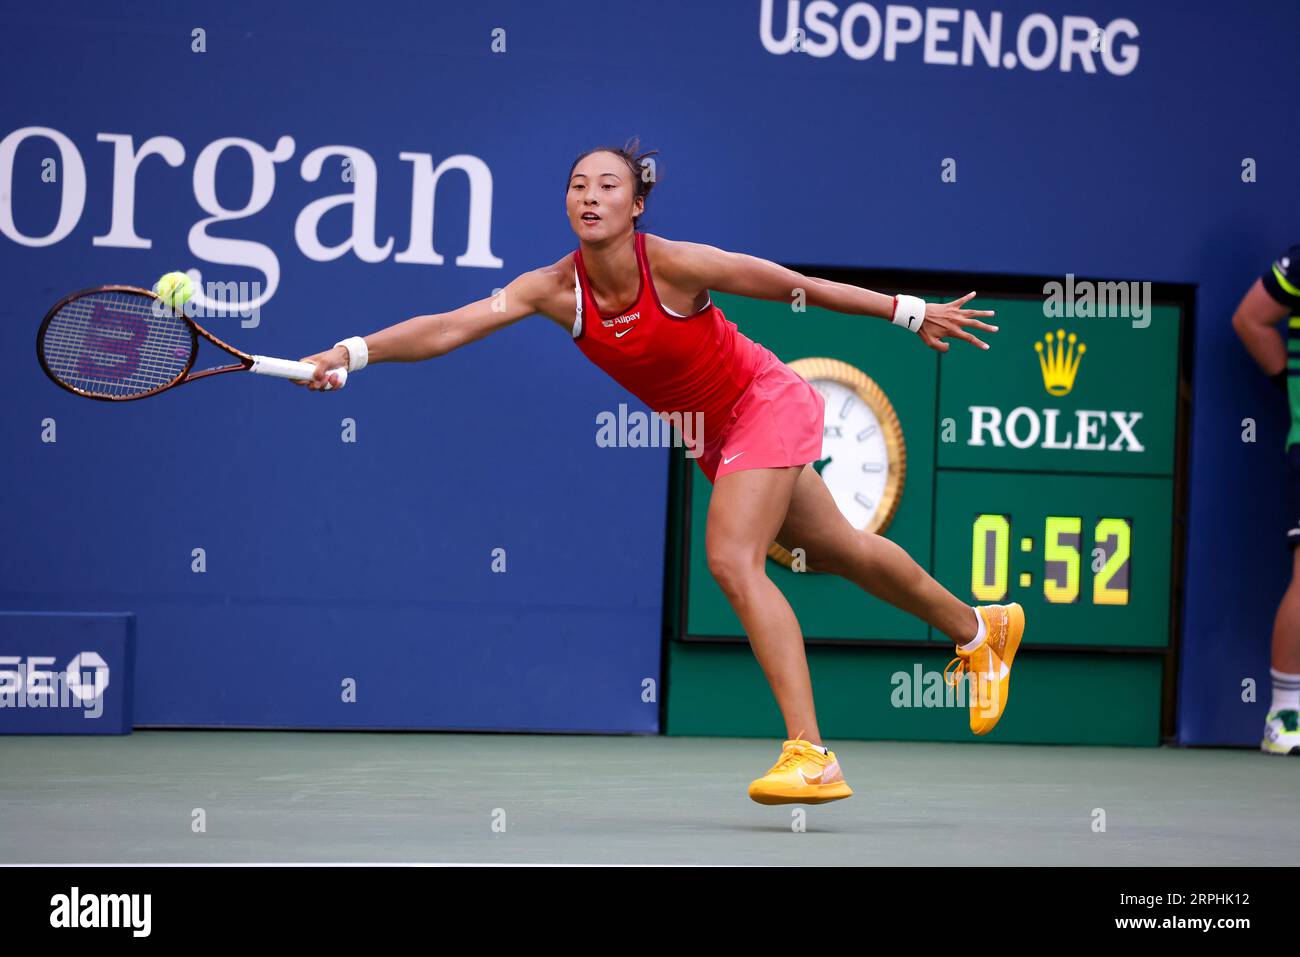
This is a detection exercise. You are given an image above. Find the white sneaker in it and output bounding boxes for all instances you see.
[1261,710,1300,755]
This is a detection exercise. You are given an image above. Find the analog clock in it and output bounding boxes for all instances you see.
[768,357,906,568]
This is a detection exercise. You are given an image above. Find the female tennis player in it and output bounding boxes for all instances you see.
[300,140,1024,805]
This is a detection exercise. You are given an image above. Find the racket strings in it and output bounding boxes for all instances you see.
[40,291,195,398]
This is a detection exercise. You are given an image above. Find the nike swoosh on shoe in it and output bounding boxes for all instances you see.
[797,760,839,785]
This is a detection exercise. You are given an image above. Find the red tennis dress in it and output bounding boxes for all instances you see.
[572,232,824,483]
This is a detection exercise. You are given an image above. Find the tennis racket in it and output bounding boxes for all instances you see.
[36,285,347,401]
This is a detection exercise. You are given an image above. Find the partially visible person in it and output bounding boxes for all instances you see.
[1232,244,1300,754]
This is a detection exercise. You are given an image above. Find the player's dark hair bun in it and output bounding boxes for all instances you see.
[567,137,660,223]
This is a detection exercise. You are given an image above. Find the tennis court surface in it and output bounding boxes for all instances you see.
[1,732,1289,866]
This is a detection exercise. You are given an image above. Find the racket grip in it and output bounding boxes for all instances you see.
[250,355,348,390]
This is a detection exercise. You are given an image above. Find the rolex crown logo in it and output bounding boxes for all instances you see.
[1035,329,1085,396]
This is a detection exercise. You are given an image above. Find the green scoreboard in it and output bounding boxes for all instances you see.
[673,280,1188,656]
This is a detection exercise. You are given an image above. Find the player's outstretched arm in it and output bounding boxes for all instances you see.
[298,268,554,390]
[656,237,997,352]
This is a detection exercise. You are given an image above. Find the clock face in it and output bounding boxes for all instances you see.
[812,378,895,530]
[768,358,906,569]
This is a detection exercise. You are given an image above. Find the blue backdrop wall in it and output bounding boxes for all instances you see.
[1,0,1294,742]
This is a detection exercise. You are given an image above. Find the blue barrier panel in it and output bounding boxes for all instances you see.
[0,612,134,734]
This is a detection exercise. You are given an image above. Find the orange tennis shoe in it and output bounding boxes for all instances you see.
[747,737,853,805]
[944,602,1025,736]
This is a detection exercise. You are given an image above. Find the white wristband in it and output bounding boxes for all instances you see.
[891,294,926,333]
[335,336,369,372]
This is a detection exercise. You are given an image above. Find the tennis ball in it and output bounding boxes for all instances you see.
[153,271,194,311]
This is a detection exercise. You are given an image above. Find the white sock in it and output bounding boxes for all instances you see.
[1270,669,1300,714]
[958,608,987,652]
[809,744,828,755]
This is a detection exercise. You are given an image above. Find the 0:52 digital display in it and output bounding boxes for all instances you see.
[970,514,1132,606]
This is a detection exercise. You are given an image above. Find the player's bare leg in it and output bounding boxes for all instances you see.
[1263,548,1300,754]
[777,464,1024,734]
[1271,549,1300,673]
[708,464,856,804]
[776,465,977,641]
[704,465,815,741]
